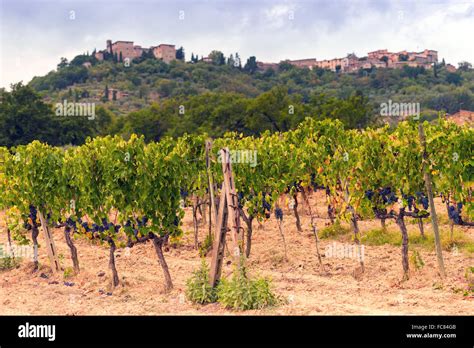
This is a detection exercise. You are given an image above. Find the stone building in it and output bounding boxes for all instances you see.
[368,49,390,60]
[106,88,129,101]
[109,41,143,60]
[286,58,318,69]
[152,44,176,63]
[313,57,348,72]
[446,64,457,72]
[93,39,176,63]
[94,51,104,61]
[256,61,280,71]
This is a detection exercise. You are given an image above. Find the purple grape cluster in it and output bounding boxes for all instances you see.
[380,187,398,204]
[81,217,121,236]
[180,188,188,199]
[275,207,283,220]
[262,193,271,218]
[365,187,397,205]
[416,192,429,209]
[448,203,463,224]
[310,174,325,190]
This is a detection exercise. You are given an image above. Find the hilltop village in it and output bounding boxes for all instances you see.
[94,40,177,63]
[93,39,452,74]
[266,48,451,72]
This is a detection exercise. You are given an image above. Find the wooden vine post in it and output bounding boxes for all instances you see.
[209,188,228,287]
[206,140,218,237]
[221,148,243,251]
[209,148,242,287]
[38,210,61,273]
[418,123,446,278]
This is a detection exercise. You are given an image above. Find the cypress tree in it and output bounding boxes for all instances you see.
[104,85,109,101]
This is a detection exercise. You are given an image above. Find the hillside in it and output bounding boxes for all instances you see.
[29,53,474,118]
[0,52,471,147]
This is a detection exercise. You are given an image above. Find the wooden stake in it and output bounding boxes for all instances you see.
[206,140,218,236]
[220,148,242,256]
[38,210,61,273]
[418,123,446,278]
[209,148,244,287]
[209,187,228,287]
[192,194,199,249]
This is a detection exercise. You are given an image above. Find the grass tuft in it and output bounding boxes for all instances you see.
[217,259,279,310]
[185,259,217,304]
[361,227,474,254]
[320,221,351,239]
[0,256,21,271]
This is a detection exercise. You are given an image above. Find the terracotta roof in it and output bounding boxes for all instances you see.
[447,110,474,126]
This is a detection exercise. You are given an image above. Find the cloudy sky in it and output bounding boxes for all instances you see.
[0,0,473,89]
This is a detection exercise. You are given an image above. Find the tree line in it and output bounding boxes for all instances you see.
[1,83,373,147]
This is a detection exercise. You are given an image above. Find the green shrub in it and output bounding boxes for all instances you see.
[217,260,278,310]
[185,259,217,304]
[63,267,74,279]
[320,221,351,239]
[0,257,21,271]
